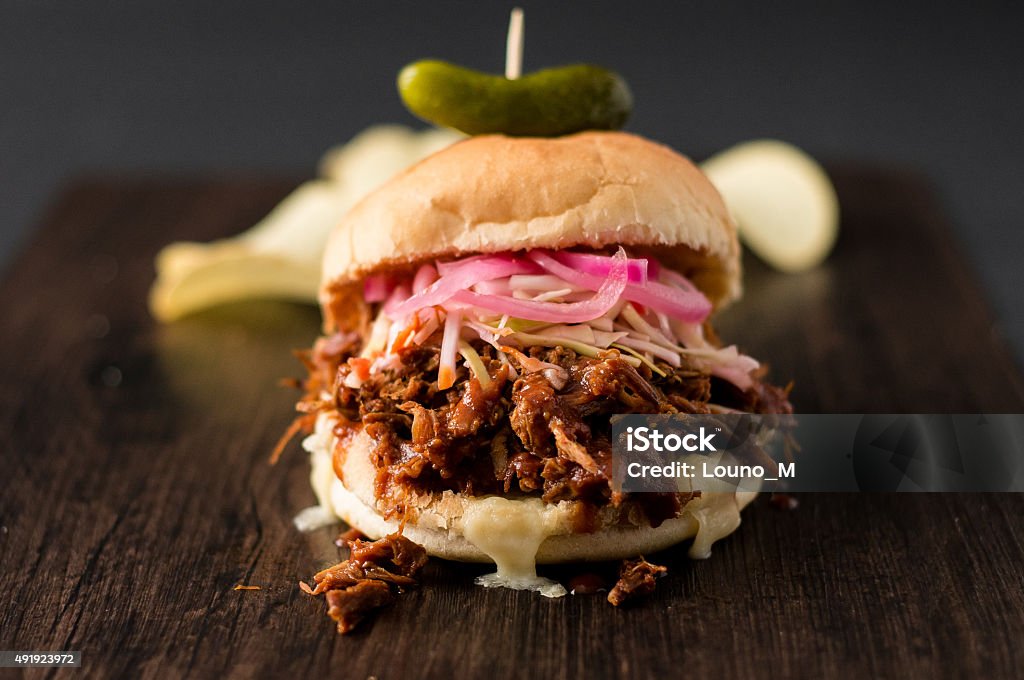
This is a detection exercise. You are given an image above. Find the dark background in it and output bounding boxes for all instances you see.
[2,0,1022,355]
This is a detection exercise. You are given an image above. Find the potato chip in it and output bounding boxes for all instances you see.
[150,126,461,322]
[702,140,839,273]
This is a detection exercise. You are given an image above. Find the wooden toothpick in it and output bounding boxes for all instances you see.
[505,8,524,80]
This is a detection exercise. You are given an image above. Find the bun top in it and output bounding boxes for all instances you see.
[320,131,741,328]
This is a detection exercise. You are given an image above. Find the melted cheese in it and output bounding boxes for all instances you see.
[685,495,741,559]
[292,505,337,532]
[684,487,759,559]
[459,497,567,598]
[303,420,337,510]
[305,411,758,590]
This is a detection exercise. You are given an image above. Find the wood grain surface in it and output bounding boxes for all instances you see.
[1,168,1023,679]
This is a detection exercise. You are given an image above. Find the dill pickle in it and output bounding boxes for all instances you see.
[397,60,632,136]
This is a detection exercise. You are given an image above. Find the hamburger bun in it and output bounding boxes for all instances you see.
[305,414,757,564]
[320,131,741,330]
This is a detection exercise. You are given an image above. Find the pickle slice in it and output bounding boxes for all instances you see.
[398,60,632,136]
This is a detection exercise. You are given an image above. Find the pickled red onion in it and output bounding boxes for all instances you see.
[388,256,539,319]
[382,284,410,316]
[529,251,711,323]
[449,248,629,323]
[546,250,649,283]
[412,263,438,294]
[363,274,392,303]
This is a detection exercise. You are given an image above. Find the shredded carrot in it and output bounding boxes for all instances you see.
[234,584,261,591]
[269,413,314,465]
[391,325,416,352]
[347,357,371,381]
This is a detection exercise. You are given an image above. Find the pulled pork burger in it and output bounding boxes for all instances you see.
[295,130,791,597]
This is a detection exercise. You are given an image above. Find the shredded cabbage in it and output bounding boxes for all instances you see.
[353,248,759,392]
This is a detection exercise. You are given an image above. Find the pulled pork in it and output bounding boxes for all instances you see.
[298,335,791,527]
[607,557,668,607]
[300,532,428,634]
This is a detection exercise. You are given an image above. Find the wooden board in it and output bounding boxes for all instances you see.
[1,168,1023,679]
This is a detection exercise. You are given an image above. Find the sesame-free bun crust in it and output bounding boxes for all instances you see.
[320,131,741,328]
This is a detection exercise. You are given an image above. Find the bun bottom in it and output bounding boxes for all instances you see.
[306,414,757,564]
